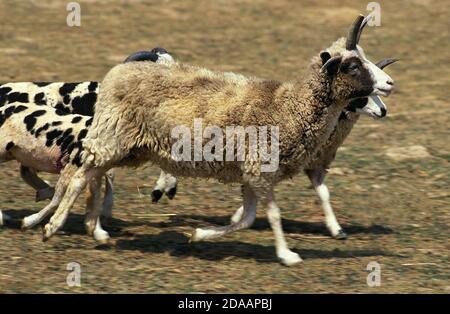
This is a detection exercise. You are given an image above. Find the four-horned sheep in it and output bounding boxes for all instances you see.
[40,15,395,265]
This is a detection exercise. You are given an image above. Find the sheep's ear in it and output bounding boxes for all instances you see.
[321,55,342,75]
[320,51,331,64]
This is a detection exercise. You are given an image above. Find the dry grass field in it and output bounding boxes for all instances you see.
[0,0,448,293]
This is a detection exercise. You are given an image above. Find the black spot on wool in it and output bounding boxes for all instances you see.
[7,92,29,103]
[52,121,62,126]
[5,106,16,118]
[59,83,79,96]
[63,95,71,105]
[6,142,14,151]
[71,116,83,123]
[71,142,84,167]
[54,103,71,116]
[0,94,7,107]
[77,129,88,141]
[85,118,93,127]
[35,123,50,137]
[14,105,28,113]
[88,82,98,93]
[34,92,47,106]
[23,110,46,131]
[0,87,12,96]
[71,93,96,116]
[56,128,73,146]
[60,135,75,152]
[34,82,51,87]
[45,129,63,147]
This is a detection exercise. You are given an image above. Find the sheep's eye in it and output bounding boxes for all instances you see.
[349,63,359,71]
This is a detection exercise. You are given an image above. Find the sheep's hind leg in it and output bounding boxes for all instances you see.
[22,165,76,229]
[191,184,256,242]
[305,169,347,239]
[101,169,114,219]
[20,166,55,202]
[0,150,12,225]
[151,170,178,203]
[85,173,109,242]
[43,163,97,241]
[0,211,10,226]
[21,169,71,229]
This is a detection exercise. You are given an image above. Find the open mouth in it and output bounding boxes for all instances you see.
[375,88,392,97]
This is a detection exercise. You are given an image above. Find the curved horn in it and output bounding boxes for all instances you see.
[375,58,399,69]
[356,14,371,45]
[346,15,365,50]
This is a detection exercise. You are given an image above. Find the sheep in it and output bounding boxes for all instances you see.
[41,15,395,265]
[231,58,398,239]
[152,60,397,234]
[0,99,111,241]
[0,48,174,229]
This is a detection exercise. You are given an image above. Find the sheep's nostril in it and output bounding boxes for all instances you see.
[386,80,394,86]
[381,107,387,117]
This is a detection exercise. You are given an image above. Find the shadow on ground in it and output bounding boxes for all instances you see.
[114,230,396,264]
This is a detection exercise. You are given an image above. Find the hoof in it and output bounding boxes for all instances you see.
[22,215,39,230]
[230,207,244,224]
[190,228,219,242]
[94,230,110,243]
[151,190,163,203]
[279,251,303,266]
[230,213,242,224]
[35,187,55,202]
[21,219,29,230]
[334,230,348,240]
[0,211,8,226]
[42,225,54,242]
[190,229,200,243]
[165,187,177,200]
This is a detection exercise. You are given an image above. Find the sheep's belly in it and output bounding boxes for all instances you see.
[11,144,61,174]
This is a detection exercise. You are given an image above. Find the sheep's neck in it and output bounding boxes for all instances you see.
[307,112,360,170]
[276,73,346,168]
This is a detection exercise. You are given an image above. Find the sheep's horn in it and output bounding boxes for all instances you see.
[346,15,365,50]
[375,58,399,69]
[356,14,371,45]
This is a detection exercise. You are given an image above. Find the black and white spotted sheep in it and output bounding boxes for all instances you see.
[0,99,107,230]
[0,48,175,229]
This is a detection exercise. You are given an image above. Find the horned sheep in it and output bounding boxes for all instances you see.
[42,15,395,266]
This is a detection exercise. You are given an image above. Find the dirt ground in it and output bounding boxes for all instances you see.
[0,0,448,293]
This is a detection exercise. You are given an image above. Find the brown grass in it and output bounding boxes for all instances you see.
[0,0,449,293]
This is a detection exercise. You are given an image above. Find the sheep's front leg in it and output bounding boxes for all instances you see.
[101,169,114,219]
[262,190,302,266]
[191,184,256,241]
[43,164,96,241]
[20,166,55,202]
[305,169,347,239]
[85,174,110,242]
